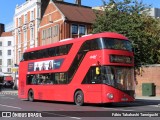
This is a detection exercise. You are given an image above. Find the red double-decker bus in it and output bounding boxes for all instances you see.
[18,32,135,105]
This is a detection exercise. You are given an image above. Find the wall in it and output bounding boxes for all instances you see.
[135,65,160,96]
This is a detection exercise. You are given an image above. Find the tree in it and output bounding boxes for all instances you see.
[92,0,160,66]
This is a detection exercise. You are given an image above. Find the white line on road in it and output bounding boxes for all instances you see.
[70,117,81,119]
[146,105,160,108]
[0,104,22,109]
[1,97,15,99]
[0,95,5,96]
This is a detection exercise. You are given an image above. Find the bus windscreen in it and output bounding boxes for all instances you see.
[102,38,132,51]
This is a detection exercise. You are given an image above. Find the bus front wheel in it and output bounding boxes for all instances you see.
[28,89,34,102]
[74,90,84,106]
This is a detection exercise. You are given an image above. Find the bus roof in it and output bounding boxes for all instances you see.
[25,32,128,53]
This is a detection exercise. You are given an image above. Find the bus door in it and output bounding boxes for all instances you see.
[83,67,102,103]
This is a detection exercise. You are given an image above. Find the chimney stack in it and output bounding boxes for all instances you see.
[75,0,81,6]
[0,23,5,36]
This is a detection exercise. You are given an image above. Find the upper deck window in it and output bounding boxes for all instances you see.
[23,44,72,61]
[102,38,132,51]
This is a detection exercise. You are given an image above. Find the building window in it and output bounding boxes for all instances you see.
[0,59,2,65]
[8,50,11,55]
[50,27,52,38]
[18,51,21,63]
[7,59,12,66]
[7,68,11,73]
[19,17,21,26]
[42,30,44,39]
[71,24,87,37]
[8,41,11,46]
[0,42,2,46]
[79,25,86,35]
[30,28,34,40]
[25,14,27,24]
[37,8,41,18]
[52,25,59,37]
[71,24,78,34]
[18,32,21,44]
[0,50,2,56]
[48,14,52,23]
[31,11,34,21]
[48,28,52,38]
[24,30,27,43]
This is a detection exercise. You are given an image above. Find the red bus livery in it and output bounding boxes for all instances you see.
[18,32,135,105]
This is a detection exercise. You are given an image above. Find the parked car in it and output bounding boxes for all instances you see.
[3,81,14,88]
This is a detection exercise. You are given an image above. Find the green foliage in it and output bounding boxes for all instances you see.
[93,0,160,66]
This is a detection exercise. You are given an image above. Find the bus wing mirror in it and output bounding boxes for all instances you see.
[96,67,100,75]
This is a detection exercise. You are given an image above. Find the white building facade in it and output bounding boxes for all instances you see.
[14,0,43,65]
[0,35,14,76]
[148,8,160,18]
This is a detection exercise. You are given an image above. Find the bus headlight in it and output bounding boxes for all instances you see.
[107,93,114,100]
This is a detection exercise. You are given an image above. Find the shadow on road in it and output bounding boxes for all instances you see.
[27,98,160,108]
[97,99,160,108]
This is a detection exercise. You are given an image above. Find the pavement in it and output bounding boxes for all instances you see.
[0,88,160,100]
[0,88,18,95]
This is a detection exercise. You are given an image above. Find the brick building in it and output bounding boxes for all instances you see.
[136,65,160,96]
[39,0,96,46]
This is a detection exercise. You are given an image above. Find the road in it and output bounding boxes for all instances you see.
[0,93,160,120]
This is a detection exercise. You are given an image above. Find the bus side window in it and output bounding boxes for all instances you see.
[60,45,67,55]
[23,53,28,61]
[80,41,90,52]
[50,73,55,84]
[54,73,67,84]
[27,75,34,85]
[67,44,72,53]
[48,47,55,57]
[82,67,102,84]
[55,73,60,84]
[33,51,38,59]
[55,47,60,56]
[43,49,49,58]
[37,51,41,59]
[90,39,99,50]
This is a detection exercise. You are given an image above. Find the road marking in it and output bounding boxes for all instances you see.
[147,105,160,108]
[0,95,5,96]
[41,111,81,119]
[70,117,81,119]
[0,104,22,109]
[1,97,15,99]
[0,92,18,96]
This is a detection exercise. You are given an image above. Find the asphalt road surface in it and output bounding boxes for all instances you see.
[0,93,160,120]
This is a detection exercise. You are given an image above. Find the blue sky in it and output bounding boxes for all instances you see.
[0,0,160,25]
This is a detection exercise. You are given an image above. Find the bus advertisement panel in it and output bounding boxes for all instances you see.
[28,58,64,72]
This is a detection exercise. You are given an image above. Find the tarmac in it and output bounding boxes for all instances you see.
[0,88,160,100]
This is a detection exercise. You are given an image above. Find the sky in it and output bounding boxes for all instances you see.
[0,0,160,25]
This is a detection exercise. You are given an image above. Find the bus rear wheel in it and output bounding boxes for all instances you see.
[28,89,34,102]
[74,90,84,106]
